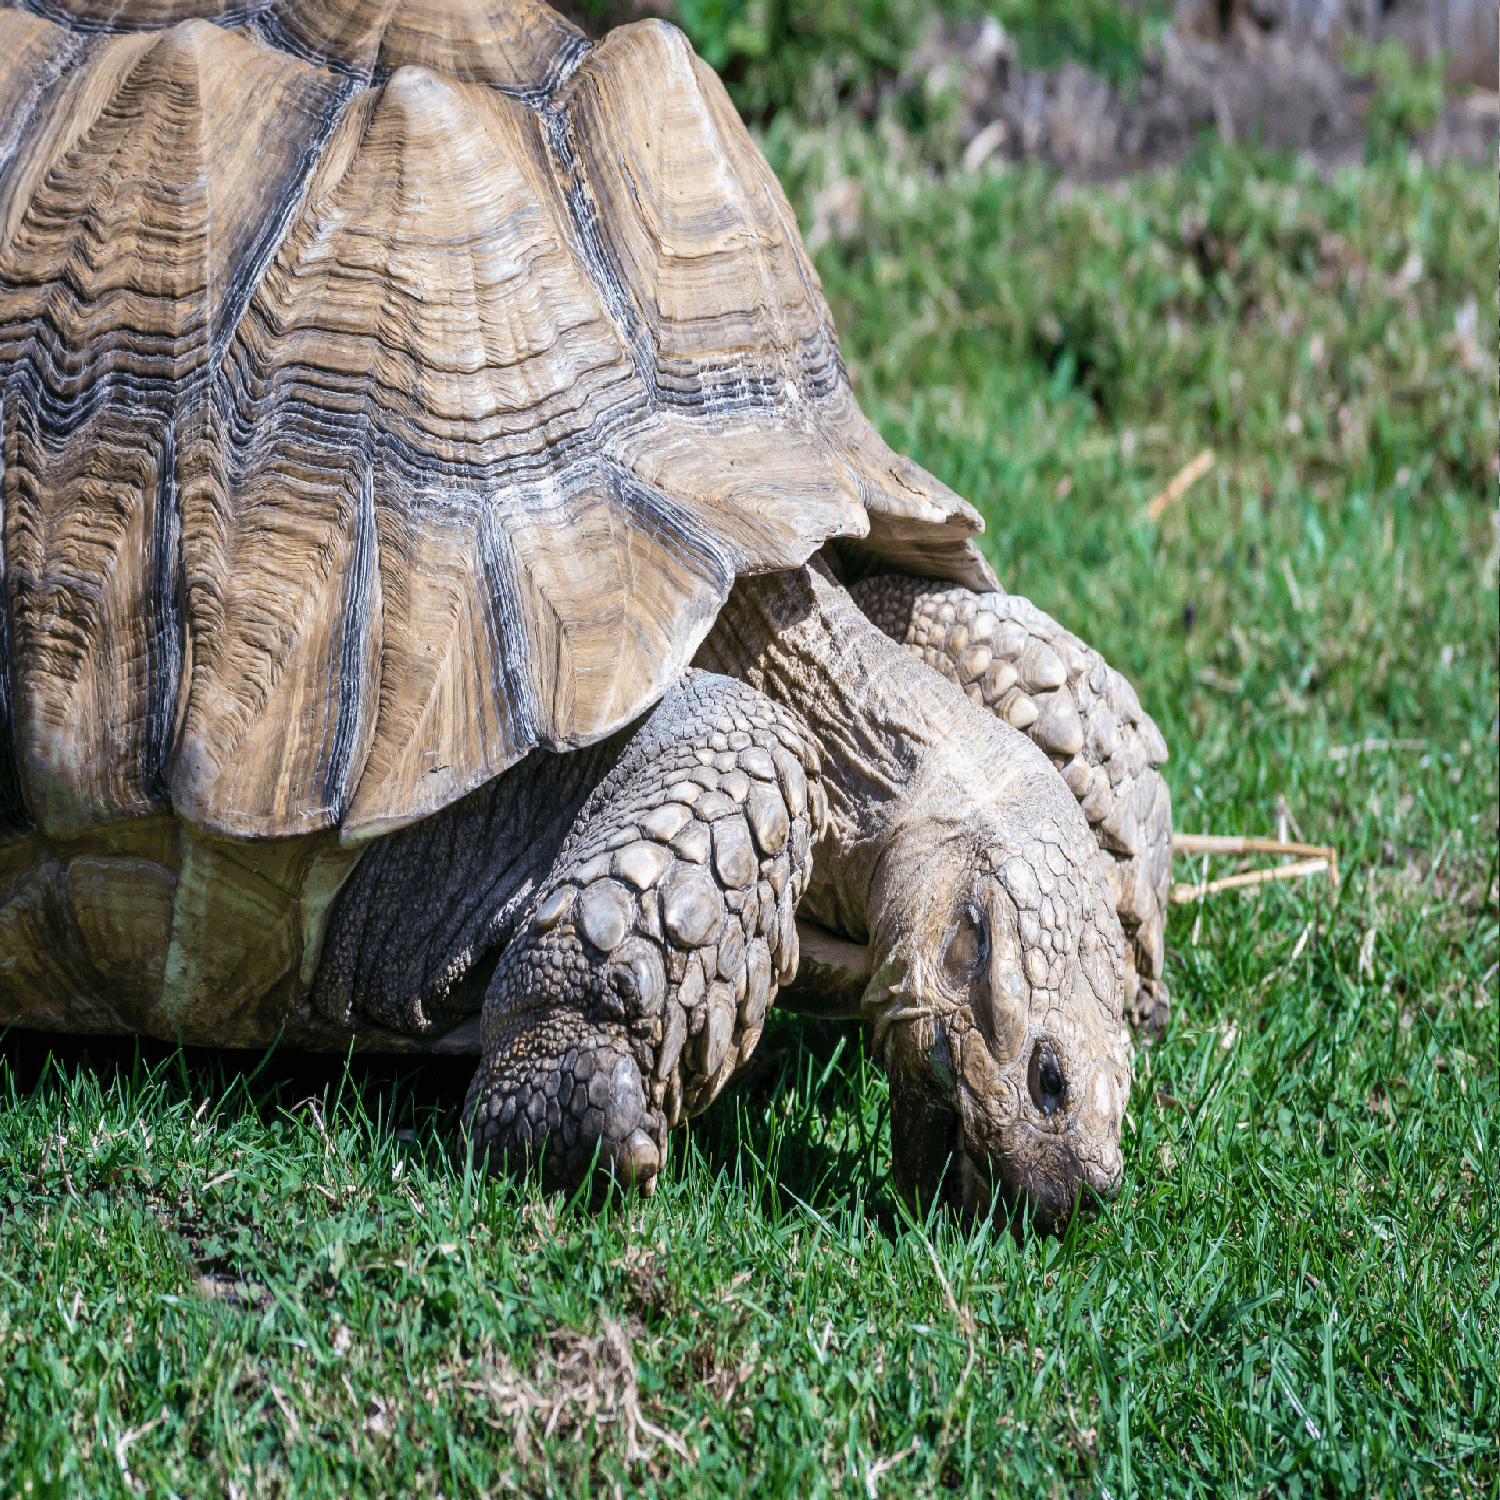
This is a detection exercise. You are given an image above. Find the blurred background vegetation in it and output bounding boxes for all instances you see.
[562,0,1492,148]
[640,0,1175,115]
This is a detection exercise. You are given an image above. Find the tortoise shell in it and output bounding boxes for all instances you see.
[0,0,993,852]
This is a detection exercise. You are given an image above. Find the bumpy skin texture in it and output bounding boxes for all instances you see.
[463,671,824,1195]
[850,576,1172,1035]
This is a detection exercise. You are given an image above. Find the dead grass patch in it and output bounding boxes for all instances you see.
[463,1321,693,1468]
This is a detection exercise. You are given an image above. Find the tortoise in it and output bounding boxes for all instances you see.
[0,0,1172,1232]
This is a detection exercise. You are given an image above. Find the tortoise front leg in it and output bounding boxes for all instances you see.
[463,671,822,1195]
[849,576,1173,1035]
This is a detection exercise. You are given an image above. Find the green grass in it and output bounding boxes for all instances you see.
[1,107,1496,1500]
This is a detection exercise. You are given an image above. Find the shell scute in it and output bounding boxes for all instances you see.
[0,15,345,834]
[557,21,840,411]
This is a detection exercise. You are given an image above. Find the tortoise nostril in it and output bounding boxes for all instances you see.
[1028,1041,1067,1116]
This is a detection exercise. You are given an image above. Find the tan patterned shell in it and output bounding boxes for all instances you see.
[0,0,993,852]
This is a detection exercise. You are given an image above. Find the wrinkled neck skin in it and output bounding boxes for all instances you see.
[698,561,1134,1233]
[698,562,978,936]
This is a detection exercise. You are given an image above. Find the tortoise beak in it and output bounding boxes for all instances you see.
[977,1121,1121,1236]
[888,1079,1121,1237]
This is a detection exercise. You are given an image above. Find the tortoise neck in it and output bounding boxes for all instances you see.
[695,561,979,944]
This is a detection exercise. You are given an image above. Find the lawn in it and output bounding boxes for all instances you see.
[1,27,1495,1500]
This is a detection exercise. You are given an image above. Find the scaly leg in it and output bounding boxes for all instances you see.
[463,671,823,1194]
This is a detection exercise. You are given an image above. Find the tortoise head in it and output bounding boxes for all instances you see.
[862,743,1133,1236]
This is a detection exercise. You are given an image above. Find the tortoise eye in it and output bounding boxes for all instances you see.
[1028,1041,1067,1116]
[943,907,987,988]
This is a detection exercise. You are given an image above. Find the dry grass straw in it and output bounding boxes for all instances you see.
[1169,833,1339,904]
[1145,449,1215,520]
